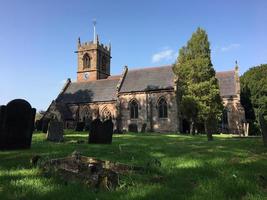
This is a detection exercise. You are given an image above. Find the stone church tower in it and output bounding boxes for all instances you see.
[76,35,111,82]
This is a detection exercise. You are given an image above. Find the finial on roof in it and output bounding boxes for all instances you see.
[108,41,111,51]
[235,60,239,71]
[78,37,81,47]
[92,19,97,44]
[96,34,99,44]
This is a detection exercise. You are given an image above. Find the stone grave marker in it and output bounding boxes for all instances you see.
[46,119,64,142]
[35,119,43,131]
[128,123,138,133]
[0,99,36,150]
[42,118,50,133]
[141,123,147,133]
[88,118,113,144]
[102,118,113,144]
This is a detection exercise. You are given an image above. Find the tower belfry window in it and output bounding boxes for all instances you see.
[102,56,106,72]
[83,54,91,68]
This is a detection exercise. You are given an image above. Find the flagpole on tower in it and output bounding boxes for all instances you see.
[93,19,97,44]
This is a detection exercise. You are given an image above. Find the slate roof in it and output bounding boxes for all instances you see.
[119,65,174,93]
[215,70,237,97]
[56,66,238,104]
[56,77,120,103]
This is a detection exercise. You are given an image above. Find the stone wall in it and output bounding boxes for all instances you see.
[118,90,177,133]
[67,102,118,128]
[222,96,246,134]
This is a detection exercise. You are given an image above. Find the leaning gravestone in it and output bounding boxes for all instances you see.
[88,118,113,144]
[0,99,36,150]
[46,119,64,142]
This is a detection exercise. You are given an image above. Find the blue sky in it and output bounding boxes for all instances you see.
[0,0,266,111]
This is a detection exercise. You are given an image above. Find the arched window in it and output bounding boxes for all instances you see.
[222,108,228,125]
[158,98,168,118]
[101,107,111,120]
[130,100,138,119]
[83,53,91,68]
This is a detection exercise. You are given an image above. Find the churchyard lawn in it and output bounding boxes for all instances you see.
[0,131,267,200]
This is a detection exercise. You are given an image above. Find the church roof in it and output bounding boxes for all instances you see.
[119,65,174,93]
[56,77,120,103]
[215,70,237,97]
[55,66,238,105]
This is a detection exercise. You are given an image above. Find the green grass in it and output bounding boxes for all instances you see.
[0,131,267,200]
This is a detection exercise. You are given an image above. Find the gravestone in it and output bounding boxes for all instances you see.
[0,99,36,150]
[88,118,102,143]
[141,123,147,133]
[128,123,138,133]
[46,119,64,142]
[88,118,113,144]
[42,118,50,133]
[102,118,113,144]
[35,119,43,131]
[0,106,6,134]
[75,122,85,131]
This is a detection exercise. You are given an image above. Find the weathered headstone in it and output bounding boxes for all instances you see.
[75,122,85,131]
[88,118,102,143]
[46,119,64,142]
[141,123,147,133]
[259,112,267,146]
[102,118,113,144]
[35,119,43,131]
[128,123,138,133]
[88,118,113,144]
[42,118,50,133]
[0,99,36,150]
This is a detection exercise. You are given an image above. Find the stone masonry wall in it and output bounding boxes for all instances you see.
[118,90,177,133]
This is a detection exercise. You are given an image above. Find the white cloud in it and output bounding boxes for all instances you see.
[152,48,177,63]
[221,43,240,52]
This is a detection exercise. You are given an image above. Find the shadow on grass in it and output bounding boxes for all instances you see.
[0,131,267,199]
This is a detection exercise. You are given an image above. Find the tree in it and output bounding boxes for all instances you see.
[240,64,267,135]
[173,27,223,140]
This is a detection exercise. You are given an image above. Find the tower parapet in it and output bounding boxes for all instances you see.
[76,35,111,82]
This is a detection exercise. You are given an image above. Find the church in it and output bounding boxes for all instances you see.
[45,32,246,134]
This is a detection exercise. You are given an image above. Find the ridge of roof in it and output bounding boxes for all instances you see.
[71,76,120,84]
[216,70,235,74]
[127,65,172,72]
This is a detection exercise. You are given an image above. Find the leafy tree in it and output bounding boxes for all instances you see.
[240,64,267,135]
[173,28,223,140]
